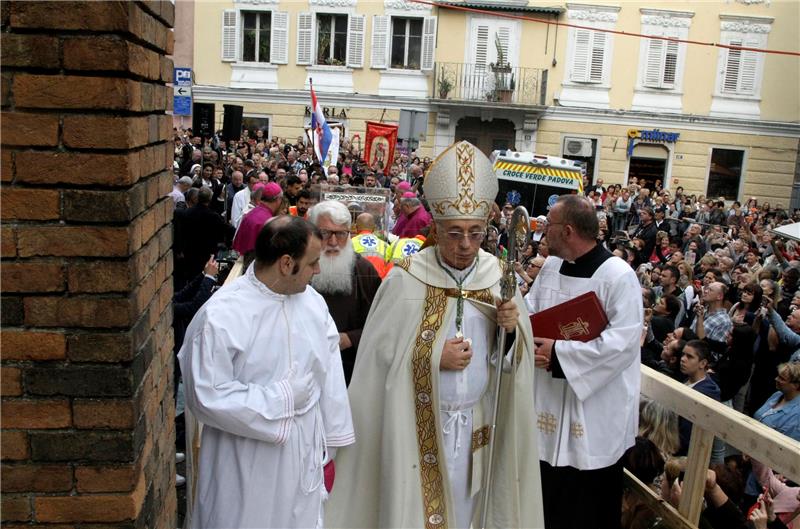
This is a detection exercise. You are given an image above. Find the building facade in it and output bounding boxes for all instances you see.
[187,0,800,205]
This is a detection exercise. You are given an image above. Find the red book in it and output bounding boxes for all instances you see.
[530,291,609,342]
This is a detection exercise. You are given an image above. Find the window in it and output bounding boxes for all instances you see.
[707,148,745,200]
[721,40,759,95]
[390,17,423,69]
[571,29,606,83]
[370,15,436,71]
[317,14,348,66]
[221,9,288,65]
[643,37,678,89]
[242,12,271,63]
[242,115,270,140]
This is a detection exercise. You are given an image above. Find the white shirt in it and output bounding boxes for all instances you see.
[179,265,354,528]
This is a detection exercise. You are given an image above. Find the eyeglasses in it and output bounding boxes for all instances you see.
[443,231,486,243]
[319,229,350,242]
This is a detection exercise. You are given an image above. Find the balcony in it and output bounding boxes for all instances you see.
[432,62,548,107]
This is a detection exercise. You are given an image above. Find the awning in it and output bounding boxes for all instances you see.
[436,1,563,15]
[771,222,800,243]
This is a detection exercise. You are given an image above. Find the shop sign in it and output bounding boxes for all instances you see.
[304,106,348,120]
[627,128,680,157]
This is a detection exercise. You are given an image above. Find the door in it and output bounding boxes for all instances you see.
[465,17,519,100]
[455,116,515,157]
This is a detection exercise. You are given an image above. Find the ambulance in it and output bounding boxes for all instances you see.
[491,150,585,216]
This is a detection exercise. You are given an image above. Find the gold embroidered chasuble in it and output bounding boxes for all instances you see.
[326,247,544,529]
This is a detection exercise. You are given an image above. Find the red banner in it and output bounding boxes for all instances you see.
[364,121,398,176]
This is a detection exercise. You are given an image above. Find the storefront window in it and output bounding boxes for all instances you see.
[707,148,744,200]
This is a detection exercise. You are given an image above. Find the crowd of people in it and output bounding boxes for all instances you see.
[170,127,799,529]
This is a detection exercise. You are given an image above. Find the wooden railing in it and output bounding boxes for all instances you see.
[187,264,800,528]
[632,365,800,528]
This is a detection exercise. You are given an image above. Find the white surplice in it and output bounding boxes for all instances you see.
[525,254,642,470]
[178,265,354,529]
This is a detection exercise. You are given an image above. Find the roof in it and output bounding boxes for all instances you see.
[436,1,564,15]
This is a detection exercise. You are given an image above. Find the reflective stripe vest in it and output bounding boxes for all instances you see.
[352,232,390,278]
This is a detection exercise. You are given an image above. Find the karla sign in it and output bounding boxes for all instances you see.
[627,128,680,157]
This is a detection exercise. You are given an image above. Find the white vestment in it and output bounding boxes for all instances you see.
[327,247,544,529]
[178,265,354,529]
[525,253,642,470]
[231,187,250,229]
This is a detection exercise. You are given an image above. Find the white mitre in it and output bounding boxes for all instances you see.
[424,140,498,221]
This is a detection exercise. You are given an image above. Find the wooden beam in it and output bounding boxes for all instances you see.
[678,426,714,525]
[640,366,800,482]
[623,469,695,529]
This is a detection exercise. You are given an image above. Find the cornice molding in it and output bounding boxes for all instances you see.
[384,0,431,11]
[309,0,357,7]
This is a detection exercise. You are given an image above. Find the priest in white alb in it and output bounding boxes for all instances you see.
[526,195,643,529]
[326,141,544,529]
[179,216,354,528]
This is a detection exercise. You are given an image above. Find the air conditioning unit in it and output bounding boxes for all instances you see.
[564,138,593,157]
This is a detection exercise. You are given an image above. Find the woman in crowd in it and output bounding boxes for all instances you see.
[729,283,764,326]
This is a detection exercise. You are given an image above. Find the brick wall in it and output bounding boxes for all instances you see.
[1,2,176,527]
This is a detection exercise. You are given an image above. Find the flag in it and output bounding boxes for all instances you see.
[322,127,340,169]
[364,121,398,176]
[310,83,333,163]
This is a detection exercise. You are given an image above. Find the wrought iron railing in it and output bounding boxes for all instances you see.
[432,62,548,106]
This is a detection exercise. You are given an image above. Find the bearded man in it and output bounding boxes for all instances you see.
[309,201,382,385]
[326,141,543,529]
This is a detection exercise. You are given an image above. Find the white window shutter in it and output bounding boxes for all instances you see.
[643,37,663,88]
[663,38,678,87]
[371,15,389,69]
[588,30,606,83]
[496,26,510,64]
[346,14,365,68]
[421,16,437,71]
[571,29,591,82]
[270,11,289,64]
[296,12,314,65]
[221,10,238,62]
[475,25,489,68]
[739,40,759,94]
[723,40,742,93]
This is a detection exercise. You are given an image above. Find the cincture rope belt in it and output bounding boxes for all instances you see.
[442,410,469,458]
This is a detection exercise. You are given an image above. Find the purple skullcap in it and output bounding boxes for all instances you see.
[396,181,412,192]
[262,182,283,199]
[402,191,417,199]
[252,183,267,193]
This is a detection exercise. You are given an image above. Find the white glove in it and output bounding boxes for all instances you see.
[288,369,318,412]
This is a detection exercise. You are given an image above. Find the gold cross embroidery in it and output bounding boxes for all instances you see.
[559,318,590,340]
[570,422,585,438]
[537,412,557,435]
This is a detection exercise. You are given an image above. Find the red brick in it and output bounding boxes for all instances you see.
[73,399,135,429]
[17,226,130,258]
[1,464,73,492]
[67,261,131,294]
[2,226,17,257]
[1,188,60,221]
[0,112,60,147]
[68,332,134,363]
[1,71,12,108]
[1,495,31,522]
[12,75,136,111]
[1,367,23,397]
[1,330,66,361]
[0,33,60,69]
[15,151,135,186]
[34,474,145,522]
[1,149,13,182]
[75,464,136,493]
[24,297,133,328]
[1,261,65,293]
[1,399,72,429]
[62,115,148,150]
[160,56,173,83]
[165,26,175,55]
[1,431,29,461]
[10,1,130,31]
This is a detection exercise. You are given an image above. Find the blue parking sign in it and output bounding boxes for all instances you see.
[174,67,192,116]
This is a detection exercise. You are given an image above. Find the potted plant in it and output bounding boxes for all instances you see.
[438,68,453,99]
[490,34,514,102]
